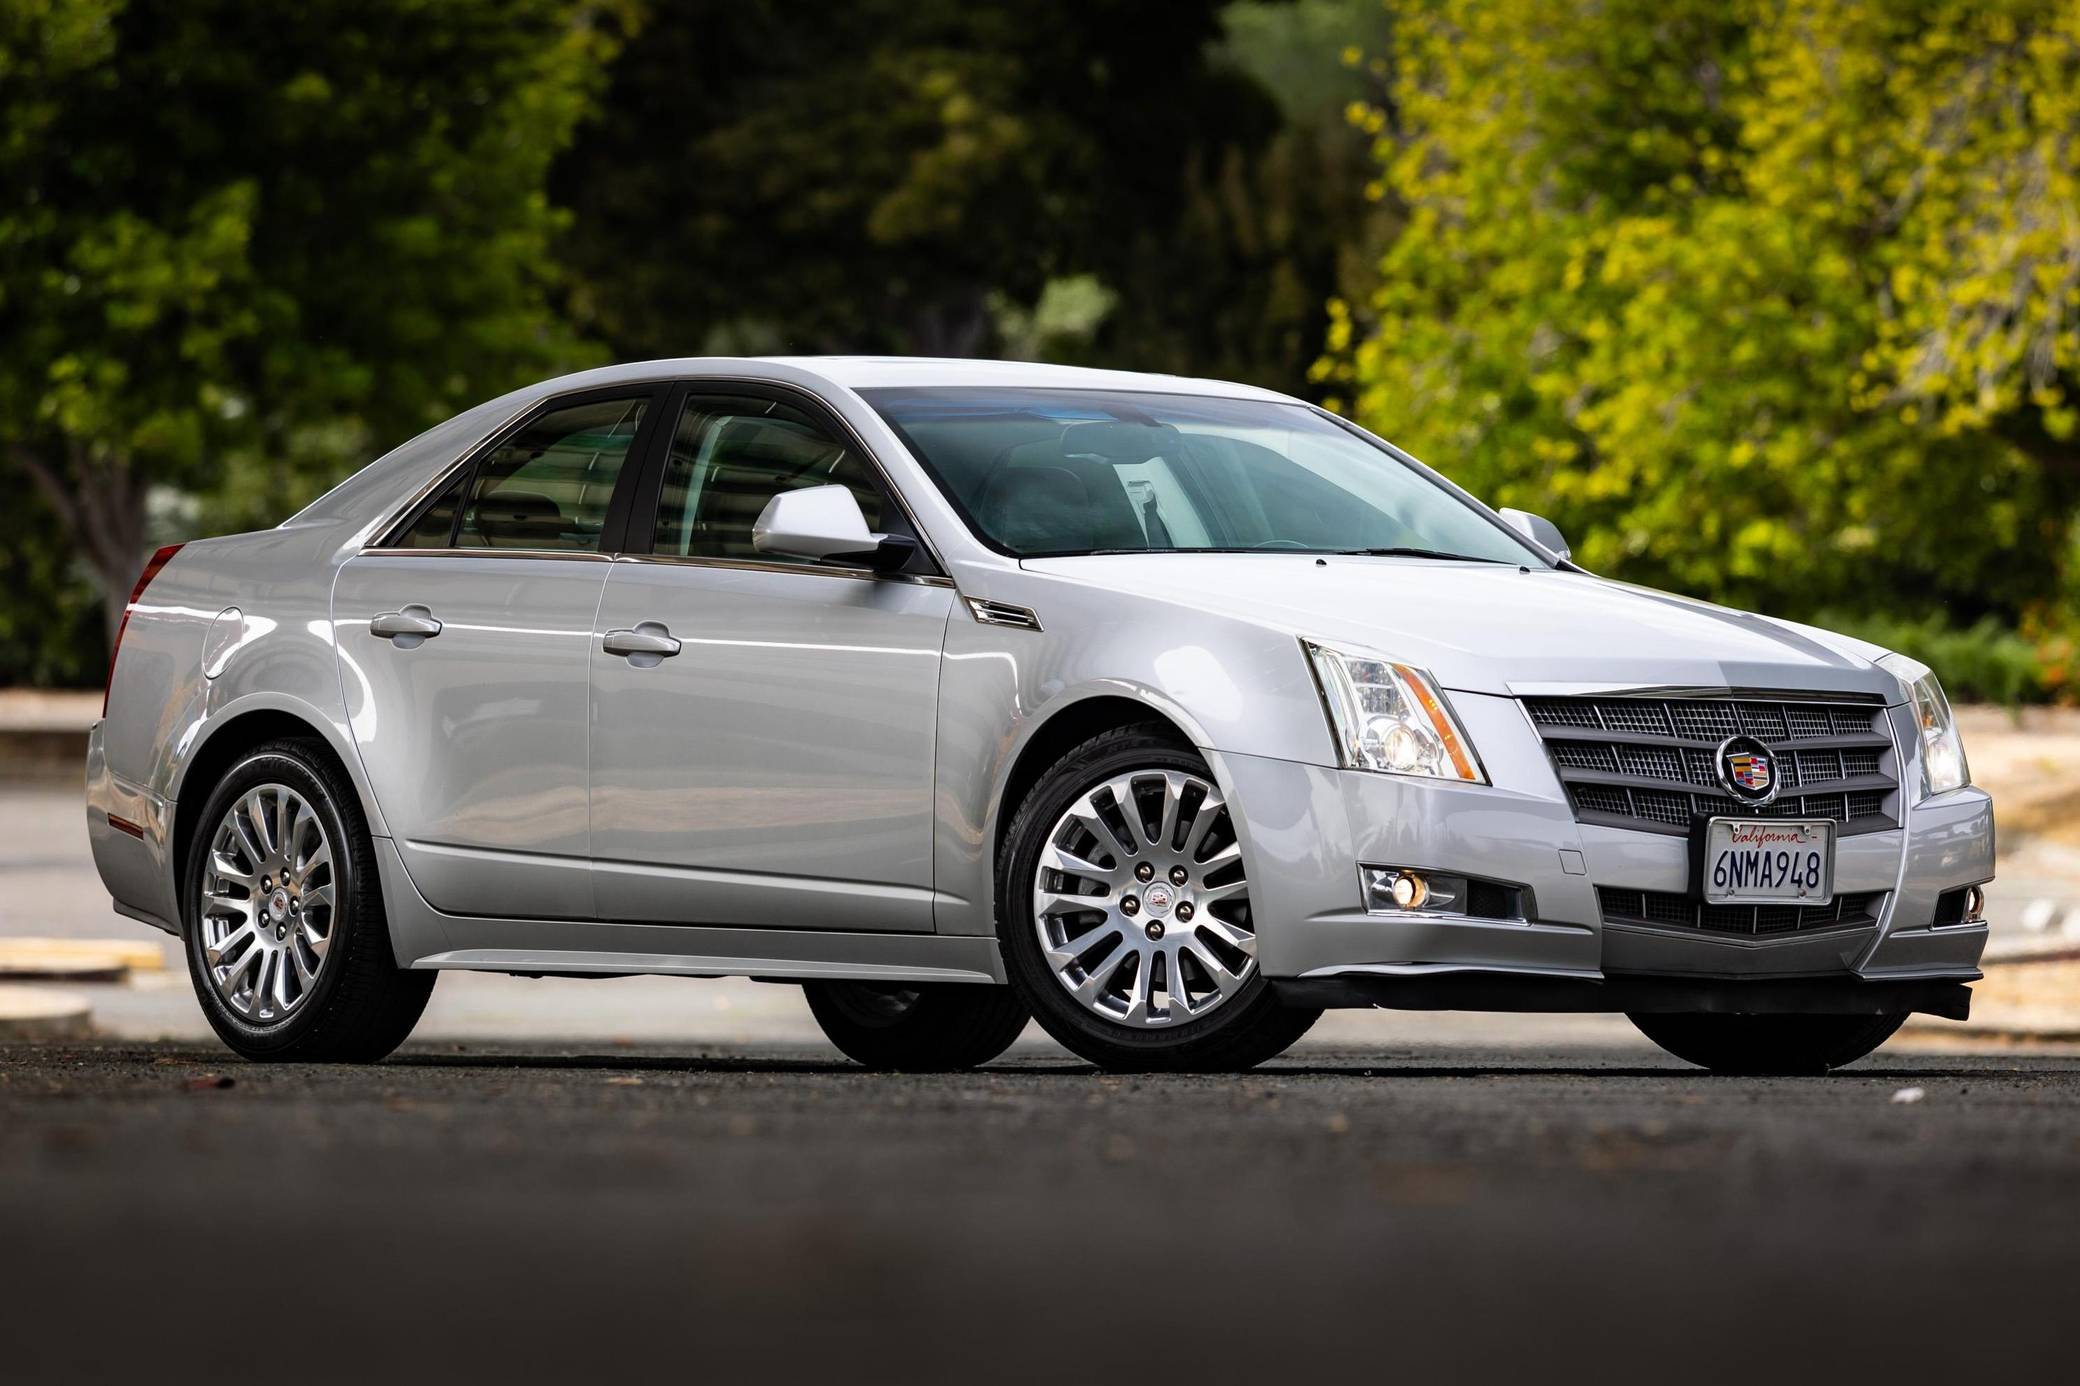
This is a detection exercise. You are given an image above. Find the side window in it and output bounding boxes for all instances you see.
[447,396,649,551]
[394,471,468,548]
[652,397,897,562]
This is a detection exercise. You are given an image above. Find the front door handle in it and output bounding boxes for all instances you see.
[602,621,682,667]
[370,605,442,648]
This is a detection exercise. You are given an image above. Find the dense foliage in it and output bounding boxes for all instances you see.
[553,0,1314,363]
[3,0,2074,702]
[1321,0,2080,667]
[0,0,622,636]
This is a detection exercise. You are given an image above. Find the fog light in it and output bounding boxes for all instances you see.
[1965,885,1986,920]
[1362,866,1459,914]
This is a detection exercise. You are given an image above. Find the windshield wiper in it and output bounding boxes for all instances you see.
[1335,546,1516,563]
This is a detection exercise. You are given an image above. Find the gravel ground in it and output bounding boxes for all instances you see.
[4,1038,2078,1384]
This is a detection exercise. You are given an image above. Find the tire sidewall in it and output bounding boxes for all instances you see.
[182,746,367,1056]
[997,734,1278,1063]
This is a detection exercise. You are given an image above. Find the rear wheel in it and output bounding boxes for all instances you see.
[183,739,434,1062]
[803,981,1029,1071]
[1628,1011,1908,1075]
[997,725,1320,1072]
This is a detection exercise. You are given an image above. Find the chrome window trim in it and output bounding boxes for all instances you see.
[354,547,615,562]
[610,552,955,588]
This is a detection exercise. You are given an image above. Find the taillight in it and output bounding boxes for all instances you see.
[103,543,185,718]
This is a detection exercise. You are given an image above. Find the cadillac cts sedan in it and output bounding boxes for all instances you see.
[86,358,1993,1074]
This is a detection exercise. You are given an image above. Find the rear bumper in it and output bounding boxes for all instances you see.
[1215,734,1994,1004]
[84,721,181,936]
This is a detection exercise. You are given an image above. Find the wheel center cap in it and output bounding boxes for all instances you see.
[267,889,290,923]
[1142,882,1174,917]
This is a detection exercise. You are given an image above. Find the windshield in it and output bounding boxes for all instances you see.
[862,387,1541,563]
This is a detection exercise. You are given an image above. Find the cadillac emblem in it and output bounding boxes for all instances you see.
[1716,735,1779,805]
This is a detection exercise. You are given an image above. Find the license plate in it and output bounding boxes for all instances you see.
[1700,818,1834,907]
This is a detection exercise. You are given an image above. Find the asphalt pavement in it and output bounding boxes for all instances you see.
[4,1038,2078,1384]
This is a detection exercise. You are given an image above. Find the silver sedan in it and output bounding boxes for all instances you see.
[86,358,1994,1073]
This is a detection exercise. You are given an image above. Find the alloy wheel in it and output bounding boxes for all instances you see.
[198,783,337,1023]
[1031,769,1255,1028]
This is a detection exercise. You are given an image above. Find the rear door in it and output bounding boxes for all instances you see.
[333,386,666,919]
[586,385,954,931]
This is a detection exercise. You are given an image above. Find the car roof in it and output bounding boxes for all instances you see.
[522,355,1302,403]
[750,355,1301,402]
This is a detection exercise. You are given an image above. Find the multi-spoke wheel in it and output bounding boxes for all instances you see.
[998,724,1320,1071]
[1034,769,1255,1028]
[182,738,434,1062]
[200,784,337,1021]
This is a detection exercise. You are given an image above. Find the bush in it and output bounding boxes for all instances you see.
[1814,611,2049,707]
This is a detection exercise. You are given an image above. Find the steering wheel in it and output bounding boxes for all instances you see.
[1248,539,1309,550]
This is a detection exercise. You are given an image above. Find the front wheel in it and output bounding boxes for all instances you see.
[997,724,1320,1072]
[1628,1011,1908,1075]
[803,981,1029,1071]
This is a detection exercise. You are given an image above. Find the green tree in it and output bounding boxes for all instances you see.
[1321,0,2080,627]
[1083,0,1399,395]
[553,0,1275,361]
[0,0,624,643]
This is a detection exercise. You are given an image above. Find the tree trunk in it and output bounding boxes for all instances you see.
[10,442,149,648]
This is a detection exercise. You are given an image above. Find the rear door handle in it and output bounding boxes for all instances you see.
[602,622,682,666]
[370,606,442,647]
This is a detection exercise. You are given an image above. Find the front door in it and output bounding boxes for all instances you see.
[333,388,663,919]
[587,388,953,931]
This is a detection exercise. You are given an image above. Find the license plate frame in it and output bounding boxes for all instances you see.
[1690,817,1836,908]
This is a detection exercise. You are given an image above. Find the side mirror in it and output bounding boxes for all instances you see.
[752,485,915,572]
[1497,507,1571,561]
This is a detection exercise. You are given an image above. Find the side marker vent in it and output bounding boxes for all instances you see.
[966,598,1042,631]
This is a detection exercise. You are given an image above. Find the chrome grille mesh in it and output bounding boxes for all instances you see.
[1526,695,1899,838]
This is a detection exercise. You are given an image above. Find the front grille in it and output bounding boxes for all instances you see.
[1525,695,1899,837]
[1599,887,1885,937]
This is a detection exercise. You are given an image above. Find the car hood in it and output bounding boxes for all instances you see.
[1017,555,1900,701]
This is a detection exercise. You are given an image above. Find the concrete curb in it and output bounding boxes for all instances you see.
[0,938,166,970]
[0,955,129,983]
[1905,1015,2080,1043]
[0,939,166,983]
[0,728,88,774]
[0,985,93,1041]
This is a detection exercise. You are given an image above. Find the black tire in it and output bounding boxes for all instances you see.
[182,738,435,1062]
[803,981,1030,1071]
[1628,1010,1909,1075]
[996,724,1321,1072]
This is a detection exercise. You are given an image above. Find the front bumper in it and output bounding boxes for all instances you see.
[1213,692,1994,1009]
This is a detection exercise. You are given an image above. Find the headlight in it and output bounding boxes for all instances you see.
[1304,640,1485,782]
[1877,653,1969,798]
